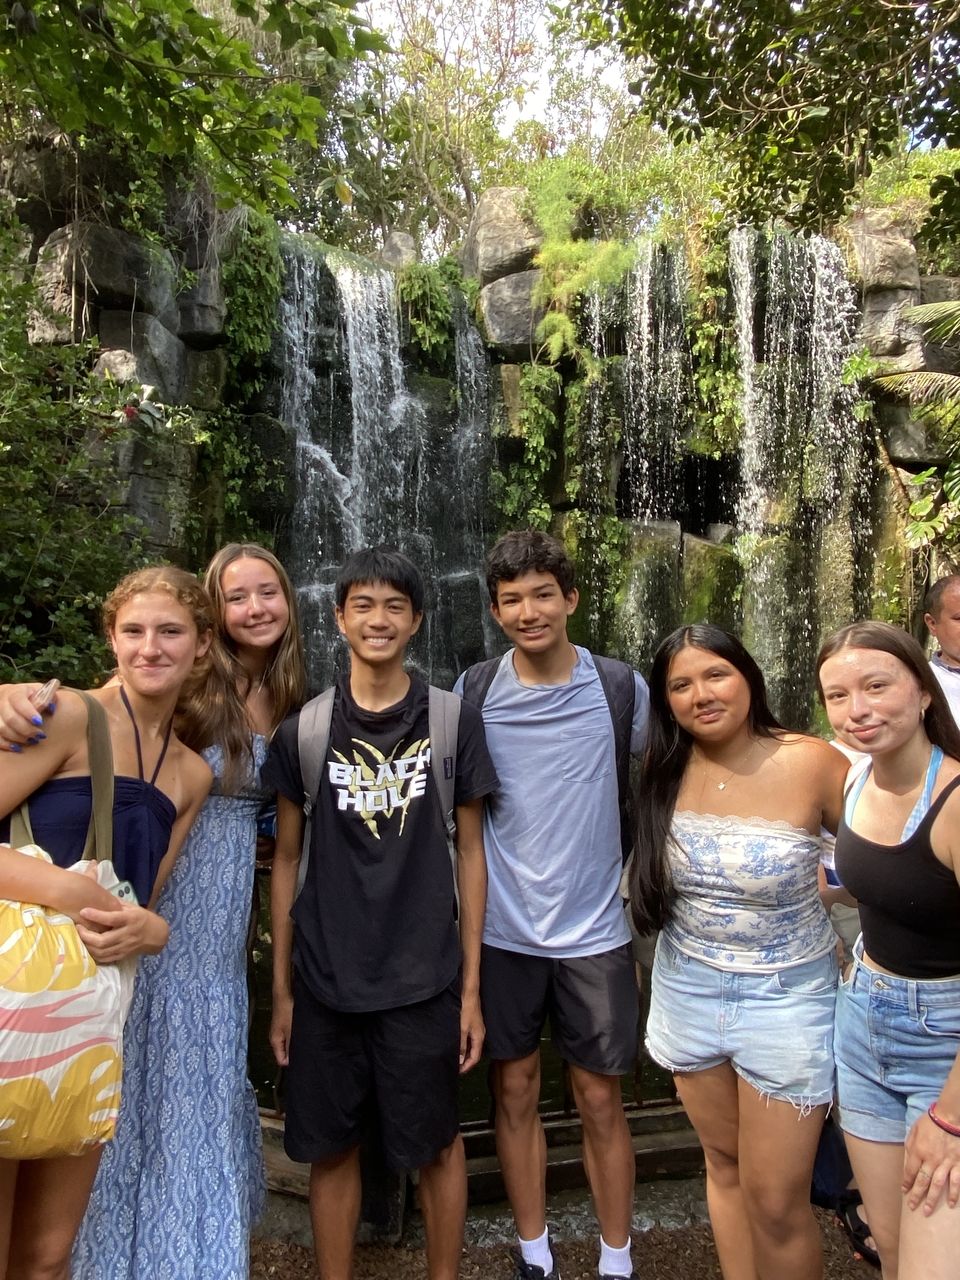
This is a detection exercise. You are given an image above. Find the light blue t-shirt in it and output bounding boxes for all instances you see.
[455,647,649,957]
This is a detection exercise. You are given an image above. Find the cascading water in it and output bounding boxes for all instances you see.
[620,240,690,522]
[730,227,869,723]
[606,240,695,669]
[276,238,494,690]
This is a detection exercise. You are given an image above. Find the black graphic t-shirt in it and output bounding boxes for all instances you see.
[263,674,498,1012]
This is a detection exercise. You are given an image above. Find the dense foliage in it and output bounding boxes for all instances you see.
[0,219,144,682]
[1,0,382,209]
[567,0,960,235]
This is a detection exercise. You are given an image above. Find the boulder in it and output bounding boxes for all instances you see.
[847,210,920,293]
[178,267,226,344]
[861,288,920,359]
[610,520,682,669]
[95,311,187,403]
[878,401,951,467]
[112,424,197,558]
[920,275,960,306]
[478,270,546,360]
[32,222,180,342]
[460,188,542,287]
[378,232,417,269]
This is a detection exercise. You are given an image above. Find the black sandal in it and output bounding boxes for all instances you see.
[836,1192,880,1269]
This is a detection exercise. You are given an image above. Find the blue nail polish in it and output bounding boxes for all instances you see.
[47,703,56,715]
[10,744,22,754]
[35,731,46,740]
[31,714,43,727]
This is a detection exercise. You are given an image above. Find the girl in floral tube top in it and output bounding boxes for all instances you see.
[631,624,849,1280]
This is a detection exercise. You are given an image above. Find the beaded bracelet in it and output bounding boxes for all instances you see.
[928,1103,960,1138]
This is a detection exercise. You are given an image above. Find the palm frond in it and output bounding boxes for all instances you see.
[875,370,960,405]
[901,300,960,343]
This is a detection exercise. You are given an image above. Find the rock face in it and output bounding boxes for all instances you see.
[31,221,179,341]
[178,267,226,344]
[478,270,545,361]
[378,231,417,269]
[460,188,542,287]
[96,311,187,404]
[848,211,921,292]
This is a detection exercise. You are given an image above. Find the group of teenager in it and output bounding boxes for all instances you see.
[0,529,957,1280]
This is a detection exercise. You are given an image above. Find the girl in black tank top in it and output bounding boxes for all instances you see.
[818,621,960,1279]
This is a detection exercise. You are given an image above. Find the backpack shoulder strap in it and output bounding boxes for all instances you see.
[428,686,462,911]
[459,656,502,709]
[76,691,115,863]
[592,655,637,860]
[295,686,336,896]
[8,689,114,863]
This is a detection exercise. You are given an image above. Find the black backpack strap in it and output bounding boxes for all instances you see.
[593,654,637,861]
[459,656,503,710]
[295,686,336,897]
[427,686,462,912]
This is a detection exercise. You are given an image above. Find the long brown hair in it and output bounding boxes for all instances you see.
[631,625,786,935]
[816,620,960,761]
[203,543,305,729]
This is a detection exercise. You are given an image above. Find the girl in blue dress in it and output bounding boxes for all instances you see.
[73,543,305,1280]
[0,565,217,1279]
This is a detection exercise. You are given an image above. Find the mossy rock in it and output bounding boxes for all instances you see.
[740,532,818,727]
[681,535,742,634]
[609,520,682,670]
[817,520,859,637]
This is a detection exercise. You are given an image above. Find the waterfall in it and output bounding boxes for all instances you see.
[620,240,690,522]
[730,227,868,724]
[276,238,494,690]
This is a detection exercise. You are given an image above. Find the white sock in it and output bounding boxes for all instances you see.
[598,1236,632,1277]
[519,1227,554,1274]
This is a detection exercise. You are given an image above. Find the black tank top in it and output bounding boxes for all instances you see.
[835,776,960,979]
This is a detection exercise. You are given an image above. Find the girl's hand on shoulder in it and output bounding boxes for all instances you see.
[0,689,88,819]
[0,682,57,752]
[77,902,169,961]
[903,1111,960,1213]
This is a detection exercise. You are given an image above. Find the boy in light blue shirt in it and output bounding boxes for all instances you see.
[456,530,648,1280]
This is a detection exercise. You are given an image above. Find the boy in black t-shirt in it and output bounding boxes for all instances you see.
[265,547,497,1280]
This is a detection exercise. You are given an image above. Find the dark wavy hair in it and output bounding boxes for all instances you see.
[816,620,960,760]
[630,624,784,935]
[485,529,576,602]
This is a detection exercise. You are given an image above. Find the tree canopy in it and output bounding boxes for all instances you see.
[568,0,960,233]
[1,0,383,209]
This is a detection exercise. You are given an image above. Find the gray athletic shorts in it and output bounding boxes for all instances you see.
[480,942,639,1076]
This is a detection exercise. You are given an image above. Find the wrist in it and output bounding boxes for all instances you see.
[928,1102,960,1137]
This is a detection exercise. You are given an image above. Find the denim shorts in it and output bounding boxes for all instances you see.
[645,934,838,1109]
[836,944,960,1144]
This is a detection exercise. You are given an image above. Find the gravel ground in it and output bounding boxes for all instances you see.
[251,1209,875,1278]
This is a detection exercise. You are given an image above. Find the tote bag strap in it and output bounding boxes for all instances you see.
[8,689,115,862]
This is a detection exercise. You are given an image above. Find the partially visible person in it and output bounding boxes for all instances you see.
[818,621,960,1280]
[267,547,497,1280]
[0,565,214,1280]
[923,575,960,725]
[73,543,306,1279]
[457,529,648,1280]
[0,544,307,1280]
[632,624,848,1280]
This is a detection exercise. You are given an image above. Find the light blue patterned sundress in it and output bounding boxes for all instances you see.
[73,737,269,1280]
